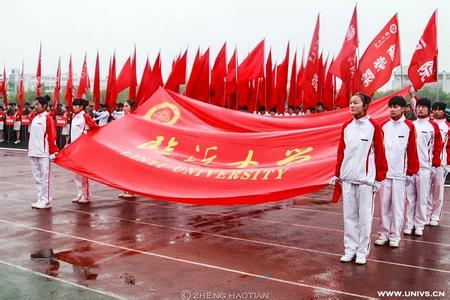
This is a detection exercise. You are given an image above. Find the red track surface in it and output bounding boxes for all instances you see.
[0,149,449,299]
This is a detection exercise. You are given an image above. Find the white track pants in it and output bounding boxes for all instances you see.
[430,167,445,222]
[74,174,90,199]
[378,178,405,243]
[342,182,375,259]
[405,169,431,231]
[30,156,52,204]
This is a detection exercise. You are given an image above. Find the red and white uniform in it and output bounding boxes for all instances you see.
[28,111,57,205]
[429,118,449,223]
[70,111,98,200]
[13,110,21,131]
[405,117,443,231]
[335,115,387,259]
[378,116,419,243]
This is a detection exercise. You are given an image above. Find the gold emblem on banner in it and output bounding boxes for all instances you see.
[144,102,181,125]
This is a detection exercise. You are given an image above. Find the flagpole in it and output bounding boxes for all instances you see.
[235,46,238,110]
[436,9,439,101]
[355,3,360,94]
[397,13,404,90]
[254,79,259,112]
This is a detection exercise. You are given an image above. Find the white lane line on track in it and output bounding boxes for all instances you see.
[0,218,372,299]
[0,259,125,299]
[5,196,450,274]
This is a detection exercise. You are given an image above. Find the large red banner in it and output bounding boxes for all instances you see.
[55,87,409,205]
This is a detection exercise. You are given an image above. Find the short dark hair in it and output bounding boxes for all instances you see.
[353,93,372,106]
[34,95,51,107]
[432,101,446,111]
[388,96,406,107]
[72,98,89,108]
[416,97,431,110]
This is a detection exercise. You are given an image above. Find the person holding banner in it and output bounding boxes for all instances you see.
[0,106,4,142]
[13,106,21,144]
[118,100,137,199]
[404,98,443,236]
[70,98,99,204]
[331,93,388,265]
[428,102,449,227]
[374,96,419,248]
[28,95,57,209]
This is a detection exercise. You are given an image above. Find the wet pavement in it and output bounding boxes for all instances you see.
[0,148,449,299]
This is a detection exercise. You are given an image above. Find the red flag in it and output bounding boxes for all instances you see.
[93,51,101,110]
[76,54,90,98]
[142,53,163,102]
[295,46,305,107]
[52,58,61,114]
[408,11,438,91]
[335,82,349,108]
[322,58,335,110]
[301,15,320,109]
[329,6,358,87]
[288,51,297,107]
[186,48,210,102]
[136,57,152,106]
[2,66,7,107]
[115,57,132,96]
[357,14,400,95]
[36,43,42,96]
[129,46,137,100]
[226,49,237,94]
[237,40,265,83]
[106,54,117,110]
[317,53,324,100]
[210,43,227,106]
[225,49,238,108]
[265,49,273,110]
[18,62,24,109]
[165,50,187,92]
[64,55,74,109]
[275,43,290,113]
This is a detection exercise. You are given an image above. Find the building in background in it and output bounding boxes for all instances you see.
[392,66,449,93]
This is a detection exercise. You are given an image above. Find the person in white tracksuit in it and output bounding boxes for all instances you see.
[28,95,58,209]
[332,93,388,265]
[429,101,449,226]
[70,98,99,204]
[374,96,419,248]
[404,97,443,236]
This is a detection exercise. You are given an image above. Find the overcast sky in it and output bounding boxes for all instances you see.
[1,0,447,81]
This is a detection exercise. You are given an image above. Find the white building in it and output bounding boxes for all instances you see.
[4,69,107,96]
[392,66,450,93]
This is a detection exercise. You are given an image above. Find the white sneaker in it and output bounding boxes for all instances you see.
[430,220,439,227]
[14,140,20,144]
[72,196,82,203]
[389,240,399,248]
[403,228,412,235]
[374,238,388,246]
[355,256,367,265]
[340,254,354,262]
[77,197,90,204]
[32,201,51,209]
[31,201,40,208]
[415,229,423,236]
